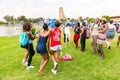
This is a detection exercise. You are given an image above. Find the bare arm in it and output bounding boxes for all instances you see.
[47,35,50,50]
[35,33,40,42]
[33,30,40,38]
[74,27,76,32]
[103,24,108,33]
[80,26,85,36]
[42,29,52,37]
[26,32,35,40]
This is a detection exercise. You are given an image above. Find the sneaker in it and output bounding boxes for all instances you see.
[108,46,111,50]
[22,59,26,64]
[80,49,84,53]
[25,62,28,66]
[22,61,26,65]
[54,62,58,70]
[22,61,28,66]
[51,69,57,74]
[99,55,104,60]
[26,66,34,70]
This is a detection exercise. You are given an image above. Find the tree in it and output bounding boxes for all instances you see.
[13,18,17,26]
[85,17,89,20]
[17,15,27,23]
[70,18,76,22]
[0,21,6,25]
[39,17,44,22]
[33,18,39,23]
[60,18,67,22]
[4,15,11,23]
[3,15,14,26]
[87,18,95,24]
[27,18,33,23]
[78,16,83,22]
[102,15,110,22]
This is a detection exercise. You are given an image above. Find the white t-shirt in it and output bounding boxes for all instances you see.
[92,24,99,35]
[108,23,115,29]
[64,26,70,34]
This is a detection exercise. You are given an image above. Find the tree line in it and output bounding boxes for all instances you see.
[0,15,110,26]
[60,16,110,23]
[0,15,44,26]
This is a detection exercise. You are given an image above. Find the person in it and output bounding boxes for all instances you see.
[91,18,100,53]
[21,23,36,66]
[73,22,81,48]
[36,23,51,74]
[62,24,66,43]
[117,24,120,47]
[97,18,108,60]
[115,23,119,33]
[21,25,29,66]
[80,22,86,52]
[49,20,62,74]
[22,22,36,70]
[64,23,71,43]
[106,20,116,49]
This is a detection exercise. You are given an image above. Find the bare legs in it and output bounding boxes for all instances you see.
[106,38,112,49]
[22,49,28,64]
[49,50,60,73]
[38,53,49,74]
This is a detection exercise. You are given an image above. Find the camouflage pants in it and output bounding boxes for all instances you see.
[91,35,98,53]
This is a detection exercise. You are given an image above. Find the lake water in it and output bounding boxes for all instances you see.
[0,26,22,37]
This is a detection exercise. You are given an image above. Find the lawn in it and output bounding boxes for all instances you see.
[0,31,120,80]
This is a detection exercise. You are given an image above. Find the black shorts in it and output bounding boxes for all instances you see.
[21,44,28,49]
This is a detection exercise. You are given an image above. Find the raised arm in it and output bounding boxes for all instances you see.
[43,29,52,37]
[26,32,36,40]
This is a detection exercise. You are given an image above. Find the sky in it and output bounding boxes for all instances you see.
[0,0,120,21]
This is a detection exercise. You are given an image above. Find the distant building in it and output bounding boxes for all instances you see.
[110,16,120,22]
[59,7,66,20]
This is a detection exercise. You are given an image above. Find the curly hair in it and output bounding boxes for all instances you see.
[23,22,31,31]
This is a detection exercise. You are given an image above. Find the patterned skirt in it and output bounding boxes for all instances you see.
[97,32,106,45]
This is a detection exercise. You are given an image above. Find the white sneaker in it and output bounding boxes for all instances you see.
[54,62,58,69]
[51,69,57,74]
[25,62,28,66]
[26,66,34,70]
[22,60,28,66]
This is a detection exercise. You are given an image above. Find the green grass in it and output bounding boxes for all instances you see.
[0,31,120,80]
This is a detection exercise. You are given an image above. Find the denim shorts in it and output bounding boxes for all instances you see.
[50,45,62,51]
